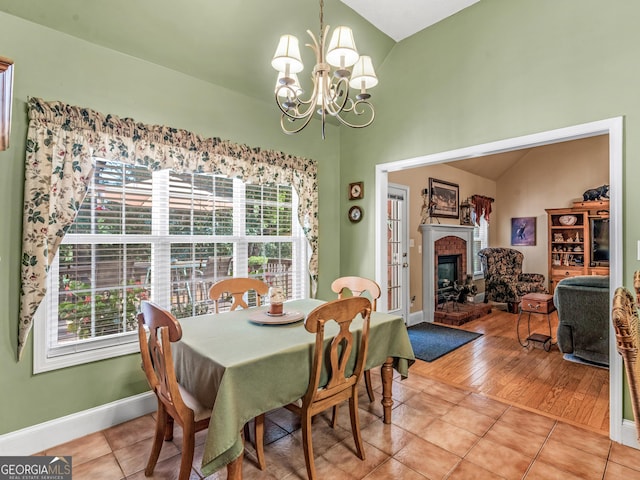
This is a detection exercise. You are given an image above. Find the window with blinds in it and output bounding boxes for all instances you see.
[35,158,308,372]
[473,216,489,277]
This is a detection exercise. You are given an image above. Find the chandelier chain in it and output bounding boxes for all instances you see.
[319,0,325,42]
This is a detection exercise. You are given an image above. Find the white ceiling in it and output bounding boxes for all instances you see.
[341,0,481,42]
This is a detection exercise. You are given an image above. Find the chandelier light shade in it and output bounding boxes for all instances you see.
[272,0,378,138]
[350,56,378,92]
[326,26,359,69]
[272,35,304,75]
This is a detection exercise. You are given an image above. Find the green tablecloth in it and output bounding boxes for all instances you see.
[172,298,415,476]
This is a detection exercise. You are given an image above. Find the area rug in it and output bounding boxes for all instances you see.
[407,322,482,362]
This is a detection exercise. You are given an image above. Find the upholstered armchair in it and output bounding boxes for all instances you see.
[478,247,547,313]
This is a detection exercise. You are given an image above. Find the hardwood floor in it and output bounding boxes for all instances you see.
[411,305,610,435]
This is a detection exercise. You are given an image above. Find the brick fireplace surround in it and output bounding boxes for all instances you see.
[419,224,475,323]
[435,236,468,291]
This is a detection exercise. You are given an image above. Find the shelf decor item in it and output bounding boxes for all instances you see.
[511,217,536,246]
[428,178,459,219]
[558,215,577,226]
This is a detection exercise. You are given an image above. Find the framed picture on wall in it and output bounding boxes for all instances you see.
[511,216,536,246]
[0,56,14,151]
[428,178,459,218]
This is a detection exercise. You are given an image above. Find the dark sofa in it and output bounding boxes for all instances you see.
[553,275,610,367]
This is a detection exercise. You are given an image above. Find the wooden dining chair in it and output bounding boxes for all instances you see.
[207,278,268,465]
[331,276,381,405]
[138,301,265,479]
[208,277,269,313]
[138,301,211,480]
[284,296,372,480]
[611,271,640,442]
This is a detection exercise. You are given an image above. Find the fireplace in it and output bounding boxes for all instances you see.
[419,224,475,322]
[437,254,461,303]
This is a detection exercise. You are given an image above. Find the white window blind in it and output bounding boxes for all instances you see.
[35,158,308,372]
[473,215,489,277]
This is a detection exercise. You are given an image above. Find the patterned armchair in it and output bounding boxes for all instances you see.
[478,247,547,313]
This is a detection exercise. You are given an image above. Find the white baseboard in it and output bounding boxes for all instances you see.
[408,310,424,326]
[621,419,640,450]
[0,392,156,455]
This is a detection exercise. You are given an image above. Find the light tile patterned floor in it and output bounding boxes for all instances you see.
[40,365,640,479]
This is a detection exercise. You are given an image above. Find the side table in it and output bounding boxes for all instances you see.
[517,293,556,351]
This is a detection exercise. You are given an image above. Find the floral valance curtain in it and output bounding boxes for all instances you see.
[18,97,318,359]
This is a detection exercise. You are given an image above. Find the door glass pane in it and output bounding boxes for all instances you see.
[387,195,403,311]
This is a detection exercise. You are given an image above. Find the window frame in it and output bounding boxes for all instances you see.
[34,164,308,373]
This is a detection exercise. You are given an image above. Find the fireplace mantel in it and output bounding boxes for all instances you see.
[419,224,475,323]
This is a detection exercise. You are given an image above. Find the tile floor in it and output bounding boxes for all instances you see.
[40,367,640,479]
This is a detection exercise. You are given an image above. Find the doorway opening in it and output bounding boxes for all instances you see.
[374,117,624,444]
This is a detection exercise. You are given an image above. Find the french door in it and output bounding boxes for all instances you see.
[387,184,410,323]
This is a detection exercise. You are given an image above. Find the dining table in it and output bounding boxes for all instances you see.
[171,298,415,479]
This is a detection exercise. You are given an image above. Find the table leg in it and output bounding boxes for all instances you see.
[381,357,394,424]
[226,450,243,480]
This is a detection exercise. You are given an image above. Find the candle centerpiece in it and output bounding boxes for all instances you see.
[268,287,286,315]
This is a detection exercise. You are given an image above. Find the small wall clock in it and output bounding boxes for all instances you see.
[348,181,364,200]
[348,205,363,223]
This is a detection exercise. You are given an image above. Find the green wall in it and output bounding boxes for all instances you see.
[0,12,342,435]
[339,0,639,418]
[3,0,640,438]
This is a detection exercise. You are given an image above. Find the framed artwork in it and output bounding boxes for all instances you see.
[0,56,13,151]
[511,217,536,246]
[428,178,459,218]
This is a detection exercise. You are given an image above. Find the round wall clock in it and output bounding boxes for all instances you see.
[348,205,363,223]
[348,182,364,200]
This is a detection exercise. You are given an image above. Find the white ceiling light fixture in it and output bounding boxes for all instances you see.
[271,0,378,139]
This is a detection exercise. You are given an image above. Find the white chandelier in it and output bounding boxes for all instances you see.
[271,0,378,139]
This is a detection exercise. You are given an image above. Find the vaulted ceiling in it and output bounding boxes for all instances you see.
[0,0,478,102]
[3,1,516,176]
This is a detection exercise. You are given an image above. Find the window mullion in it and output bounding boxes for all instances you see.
[291,189,306,298]
[152,170,171,306]
[233,178,247,276]
[90,170,98,338]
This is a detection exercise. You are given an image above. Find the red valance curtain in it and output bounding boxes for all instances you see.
[472,195,494,225]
